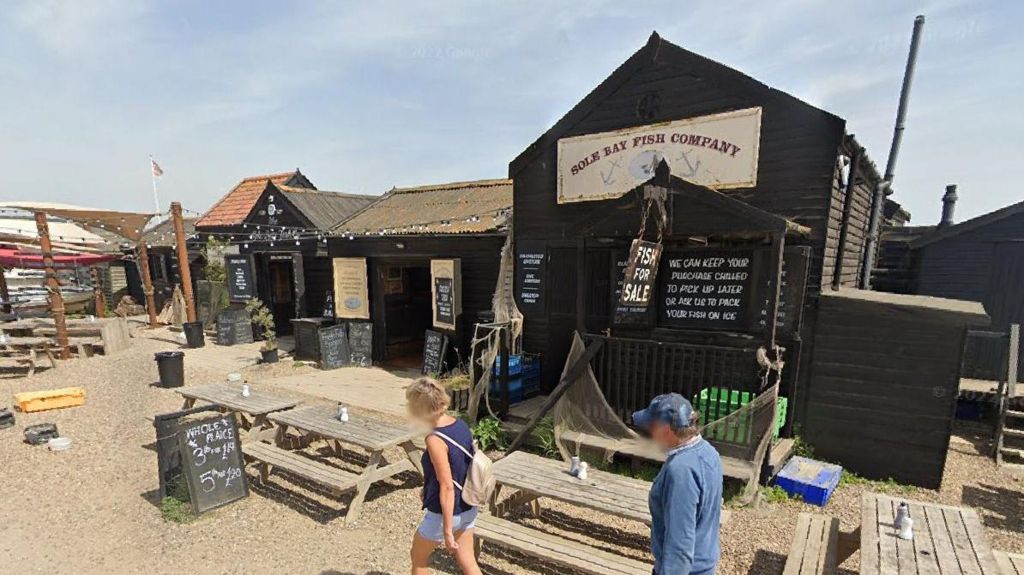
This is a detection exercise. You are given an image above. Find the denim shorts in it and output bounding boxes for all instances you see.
[417,507,479,543]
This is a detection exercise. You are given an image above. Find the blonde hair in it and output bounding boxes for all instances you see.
[406,377,450,417]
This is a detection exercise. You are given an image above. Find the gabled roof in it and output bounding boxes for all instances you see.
[910,199,1024,249]
[334,179,512,236]
[196,169,314,228]
[142,217,198,248]
[273,185,377,230]
[509,31,843,177]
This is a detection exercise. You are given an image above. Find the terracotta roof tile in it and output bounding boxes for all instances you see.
[196,170,312,228]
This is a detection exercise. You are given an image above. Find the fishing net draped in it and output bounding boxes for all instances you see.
[552,332,782,468]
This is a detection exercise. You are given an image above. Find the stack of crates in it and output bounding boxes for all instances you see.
[490,354,541,404]
[691,387,788,444]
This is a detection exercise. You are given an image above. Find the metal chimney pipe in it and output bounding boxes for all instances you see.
[939,184,958,227]
[861,15,925,289]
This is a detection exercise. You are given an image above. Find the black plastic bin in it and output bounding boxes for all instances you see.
[155,351,185,388]
[182,321,205,348]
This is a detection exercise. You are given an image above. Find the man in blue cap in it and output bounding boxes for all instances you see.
[633,393,722,575]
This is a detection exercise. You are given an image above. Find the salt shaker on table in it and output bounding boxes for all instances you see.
[895,502,913,540]
[241,384,251,398]
[577,462,589,480]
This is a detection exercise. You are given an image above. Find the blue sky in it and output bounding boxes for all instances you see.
[1,0,1020,223]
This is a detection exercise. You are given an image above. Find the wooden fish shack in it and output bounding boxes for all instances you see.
[505,32,985,486]
[196,170,376,335]
[329,179,512,369]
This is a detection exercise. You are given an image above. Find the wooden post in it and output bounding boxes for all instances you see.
[0,265,11,313]
[90,266,106,318]
[35,211,71,360]
[136,242,159,327]
[171,202,197,323]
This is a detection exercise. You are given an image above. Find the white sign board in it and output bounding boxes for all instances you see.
[332,257,370,320]
[557,107,762,204]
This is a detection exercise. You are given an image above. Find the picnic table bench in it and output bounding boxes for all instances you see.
[474,514,652,575]
[784,493,1002,575]
[177,383,299,439]
[784,513,840,575]
[995,551,1024,575]
[247,405,423,524]
[474,450,654,574]
[0,337,58,376]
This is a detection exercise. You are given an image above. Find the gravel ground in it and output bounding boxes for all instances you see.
[1,326,1021,575]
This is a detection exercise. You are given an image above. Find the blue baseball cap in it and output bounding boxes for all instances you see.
[631,393,695,430]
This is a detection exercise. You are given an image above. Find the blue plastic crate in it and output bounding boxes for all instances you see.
[774,456,843,507]
[955,399,985,421]
[492,354,541,378]
[489,376,540,404]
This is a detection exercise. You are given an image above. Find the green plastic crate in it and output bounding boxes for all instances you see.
[692,388,788,444]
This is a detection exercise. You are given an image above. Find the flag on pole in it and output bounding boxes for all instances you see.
[151,158,164,177]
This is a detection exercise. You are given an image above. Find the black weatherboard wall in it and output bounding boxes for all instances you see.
[509,31,880,397]
[805,289,987,488]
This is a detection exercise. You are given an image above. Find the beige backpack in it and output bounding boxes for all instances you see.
[433,430,496,507]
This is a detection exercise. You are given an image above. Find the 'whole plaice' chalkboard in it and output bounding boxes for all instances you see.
[422,329,449,376]
[177,413,248,514]
[347,321,373,367]
[224,254,257,302]
[318,324,351,370]
[216,308,254,346]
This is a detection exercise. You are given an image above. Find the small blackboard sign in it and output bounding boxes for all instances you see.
[659,249,754,330]
[618,239,662,308]
[216,308,254,345]
[153,405,220,500]
[516,242,546,312]
[318,324,351,370]
[757,247,810,337]
[612,253,654,327]
[224,255,256,302]
[347,321,373,367]
[177,413,248,515]
[434,277,455,327]
[422,329,449,375]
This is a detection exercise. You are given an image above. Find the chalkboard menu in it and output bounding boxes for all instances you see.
[618,239,662,307]
[422,329,449,375]
[178,413,248,514]
[659,249,754,330]
[516,242,546,312]
[318,324,351,370]
[347,321,373,367]
[216,308,254,345]
[613,253,654,327]
[154,405,220,499]
[434,277,455,327]
[224,255,256,302]
[757,247,810,337]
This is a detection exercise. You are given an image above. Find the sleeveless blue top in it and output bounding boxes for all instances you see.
[421,418,475,514]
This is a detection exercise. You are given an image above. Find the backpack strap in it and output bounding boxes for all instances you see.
[432,430,472,492]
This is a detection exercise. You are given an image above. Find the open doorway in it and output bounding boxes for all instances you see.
[380,260,432,369]
[267,257,295,335]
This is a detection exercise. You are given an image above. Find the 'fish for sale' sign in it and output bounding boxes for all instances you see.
[618,239,662,308]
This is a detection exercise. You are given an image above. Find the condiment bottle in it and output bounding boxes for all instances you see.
[241,384,251,398]
[577,462,589,480]
[569,456,580,476]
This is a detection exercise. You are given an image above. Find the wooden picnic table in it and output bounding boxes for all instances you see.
[261,405,424,524]
[861,493,1001,575]
[490,450,652,525]
[177,383,299,438]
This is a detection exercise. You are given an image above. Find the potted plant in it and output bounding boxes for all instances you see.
[245,299,278,363]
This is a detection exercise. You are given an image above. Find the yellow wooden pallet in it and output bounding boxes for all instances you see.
[14,387,86,413]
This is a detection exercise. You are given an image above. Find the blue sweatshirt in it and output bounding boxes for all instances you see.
[648,437,722,575]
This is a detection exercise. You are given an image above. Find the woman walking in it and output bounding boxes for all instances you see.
[406,377,483,575]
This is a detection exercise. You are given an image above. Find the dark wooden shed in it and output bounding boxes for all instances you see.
[508,31,885,432]
[805,289,988,488]
[329,179,512,369]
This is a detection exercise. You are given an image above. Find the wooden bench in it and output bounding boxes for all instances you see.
[243,441,359,493]
[474,514,652,575]
[995,551,1024,575]
[0,345,57,377]
[784,513,840,575]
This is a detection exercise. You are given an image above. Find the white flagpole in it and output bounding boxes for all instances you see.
[149,155,161,214]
